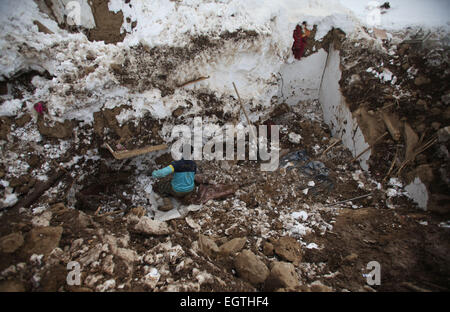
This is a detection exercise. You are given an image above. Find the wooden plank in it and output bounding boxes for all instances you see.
[105,143,168,160]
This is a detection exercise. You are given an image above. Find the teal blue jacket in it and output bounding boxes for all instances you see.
[152,160,196,193]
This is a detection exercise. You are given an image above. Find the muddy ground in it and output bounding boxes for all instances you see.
[0,96,449,292]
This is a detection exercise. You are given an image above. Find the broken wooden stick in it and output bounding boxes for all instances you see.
[383,146,400,183]
[396,137,437,176]
[97,209,124,217]
[10,170,66,211]
[232,82,257,142]
[325,193,372,207]
[104,143,168,160]
[178,76,210,88]
[322,139,342,156]
[352,132,388,162]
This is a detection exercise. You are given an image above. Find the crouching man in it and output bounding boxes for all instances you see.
[152,159,197,211]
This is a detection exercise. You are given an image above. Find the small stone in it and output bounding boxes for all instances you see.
[416,99,427,109]
[431,122,441,131]
[129,206,146,218]
[416,123,426,134]
[78,211,92,228]
[142,268,160,289]
[102,255,115,275]
[96,279,116,292]
[31,211,52,227]
[288,132,302,144]
[50,203,68,215]
[134,216,172,235]
[234,250,269,286]
[344,253,358,262]
[310,280,333,292]
[262,242,274,256]
[0,232,24,253]
[172,107,185,118]
[116,248,137,263]
[437,126,450,143]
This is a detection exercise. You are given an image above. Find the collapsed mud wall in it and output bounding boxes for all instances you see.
[277,40,371,170]
[318,44,371,170]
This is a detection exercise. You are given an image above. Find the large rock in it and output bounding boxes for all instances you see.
[24,226,63,256]
[219,237,246,256]
[0,232,24,253]
[234,250,269,286]
[265,261,299,291]
[134,216,172,235]
[274,236,303,265]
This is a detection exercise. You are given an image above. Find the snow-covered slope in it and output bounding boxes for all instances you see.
[0,0,448,126]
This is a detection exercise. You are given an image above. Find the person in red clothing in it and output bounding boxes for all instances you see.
[292,21,311,60]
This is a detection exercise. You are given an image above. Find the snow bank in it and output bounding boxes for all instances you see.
[1,0,448,127]
[339,0,450,31]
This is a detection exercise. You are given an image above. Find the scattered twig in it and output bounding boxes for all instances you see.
[321,139,341,156]
[52,159,69,174]
[97,210,124,217]
[383,145,400,183]
[232,82,257,142]
[178,76,210,88]
[325,193,372,207]
[10,170,66,211]
[396,137,437,176]
[352,132,388,162]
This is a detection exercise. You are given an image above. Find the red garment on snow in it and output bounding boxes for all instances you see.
[292,25,307,60]
[34,102,46,115]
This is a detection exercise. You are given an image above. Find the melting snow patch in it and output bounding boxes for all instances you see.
[306,243,319,249]
[292,211,308,221]
[288,132,302,144]
[405,177,428,210]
